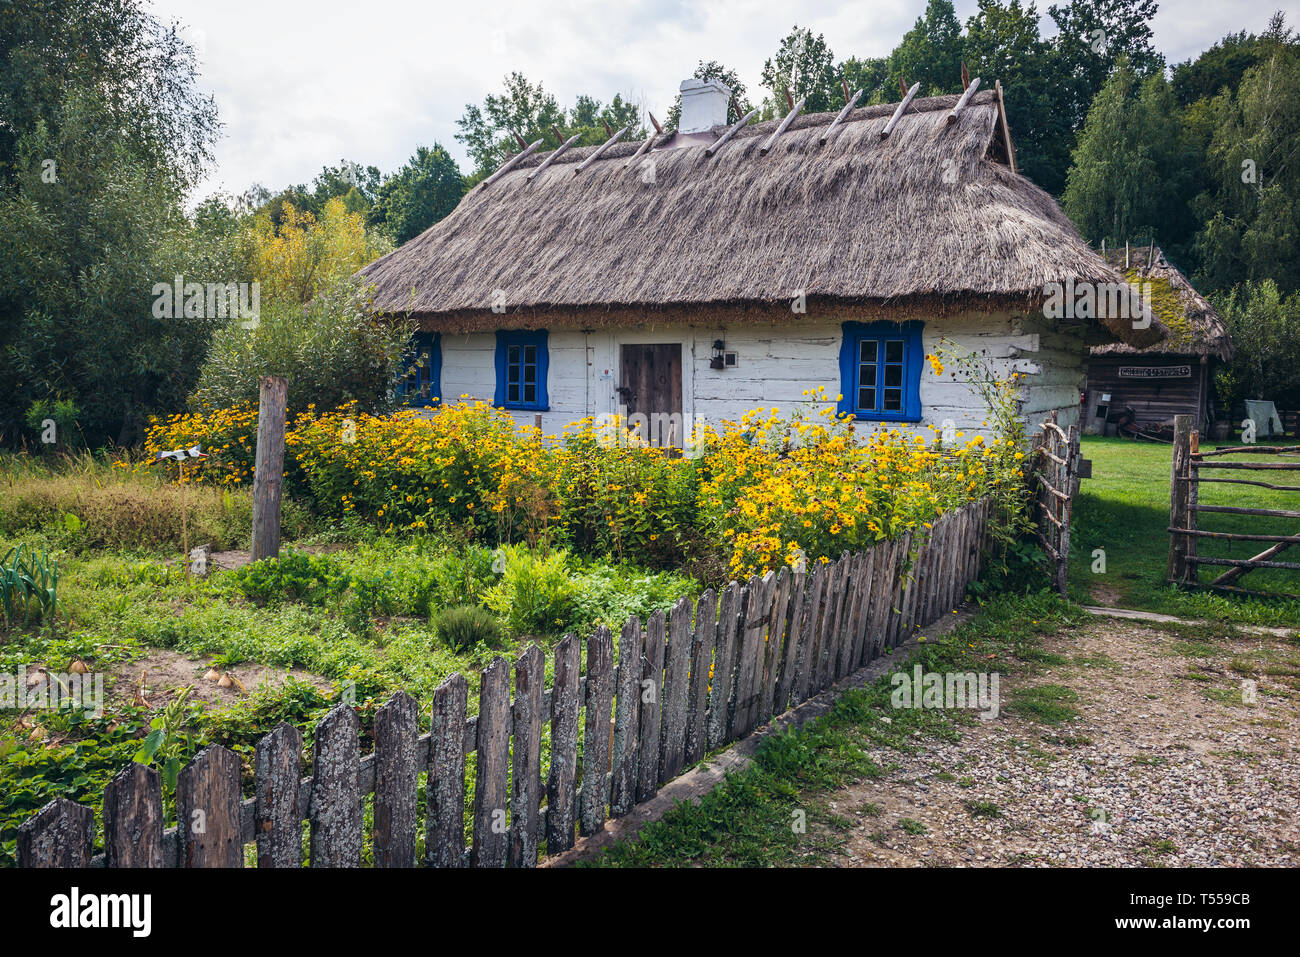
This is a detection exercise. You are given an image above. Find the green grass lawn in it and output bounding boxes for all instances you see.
[1068,436,1300,626]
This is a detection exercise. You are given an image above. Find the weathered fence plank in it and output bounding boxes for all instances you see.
[848,548,875,671]
[707,582,742,749]
[610,616,643,816]
[509,645,544,867]
[427,673,468,867]
[684,589,717,765]
[178,745,244,868]
[791,563,827,703]
[309,707,361,868]
[472,657,511,868]
[103,763,164,868]
[834,553,858,682]
[580,626,614,836]
[637,610,667,801]
[254,721,301,868]
[18,798,95,868]
[758,568,791,724]
[373,691,418,868]
[659,596,694,783]
[733,573,771,736]
[547,634,581,853]
[838,553,866,679]
[775,570,809,713]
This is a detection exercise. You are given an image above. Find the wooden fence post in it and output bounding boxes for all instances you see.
[251,374,288,562]
[1167,414,1194,584]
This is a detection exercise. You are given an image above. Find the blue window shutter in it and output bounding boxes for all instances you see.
[397,331,441,407]
[838,320,924,422]
[494,329,549,411]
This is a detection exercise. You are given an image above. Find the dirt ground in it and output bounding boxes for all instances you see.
[818,616,1300,867]
[103,649,333,712]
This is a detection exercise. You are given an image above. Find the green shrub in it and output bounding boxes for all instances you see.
[433,604,500,653]
[230,549,350,606]
[483,544,577,637]
[189,276,412,418]
[403,546,496,617]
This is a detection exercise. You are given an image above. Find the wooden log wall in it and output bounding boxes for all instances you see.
[17,498,994,869]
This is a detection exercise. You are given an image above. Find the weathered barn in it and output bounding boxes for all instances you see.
[361,78,1165,445]
[1083,244,1232,436]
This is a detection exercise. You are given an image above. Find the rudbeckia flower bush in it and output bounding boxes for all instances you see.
[692,382,1027,579]
[144,346,1029,577]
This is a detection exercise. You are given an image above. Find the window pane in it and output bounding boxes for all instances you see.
[885,339,903,363]
[884,388,902,411]
[858,387,876,410]
[524,383,535,403]
[861,364,877,387]
[884,364,902,387]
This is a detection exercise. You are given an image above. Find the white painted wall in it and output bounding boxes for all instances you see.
[431,312,1087,442]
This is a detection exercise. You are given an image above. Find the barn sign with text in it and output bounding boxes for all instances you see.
[1117,366,1192,379]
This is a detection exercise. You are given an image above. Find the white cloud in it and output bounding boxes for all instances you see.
[147,0,1298,202]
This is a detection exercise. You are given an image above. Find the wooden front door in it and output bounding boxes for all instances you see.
[618,343,683,448]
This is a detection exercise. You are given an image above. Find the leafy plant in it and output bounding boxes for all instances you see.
[0,544,59,627]
[230,549,350,606]
[133,686,197,793]
[482,544,577,637]
[432,604,501,653]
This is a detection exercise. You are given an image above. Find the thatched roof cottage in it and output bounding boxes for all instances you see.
[1084,244,1232,436]
[361,77,1165,444]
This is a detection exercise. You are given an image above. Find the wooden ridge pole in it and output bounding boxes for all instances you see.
[705,108,759,157]
[881,82,920,138]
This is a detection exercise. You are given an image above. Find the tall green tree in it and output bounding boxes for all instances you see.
[964,0,1072,193]
[0,0,221,448]
[1044,0,1163,134]
[1193,18,1300,295]
[887,0,966,95]
[761,26,840,114]
[1171,30,1263,107]
[1063,60,1199,255]
[369,145,466,246]
[0,0,219,192]
[0,90,215,446]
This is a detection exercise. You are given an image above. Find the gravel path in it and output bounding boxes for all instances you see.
[821,616,1300,867]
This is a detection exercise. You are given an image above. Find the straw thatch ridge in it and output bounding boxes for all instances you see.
[360,90,1165,348]
[1089,245,1232,360]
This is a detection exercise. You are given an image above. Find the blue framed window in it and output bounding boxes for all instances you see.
[396,331,441,407]
[837,321,923,421]
[494,330,549,410]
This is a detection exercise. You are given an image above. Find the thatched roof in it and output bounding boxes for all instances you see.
[1089,245,1232,360]
[360,89,1165,348]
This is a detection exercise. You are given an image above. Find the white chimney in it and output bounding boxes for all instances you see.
[678,77,731,134]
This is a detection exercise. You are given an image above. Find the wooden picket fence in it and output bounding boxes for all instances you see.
[17,498,992,868]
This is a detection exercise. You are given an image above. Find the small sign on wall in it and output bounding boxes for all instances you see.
[1117,365,1191,379]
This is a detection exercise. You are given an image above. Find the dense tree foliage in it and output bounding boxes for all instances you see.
[368,146,465,246]
[455,73,646,179]
[761,26,841,114]
[1063,61,1198,257]
[0,1,220,447]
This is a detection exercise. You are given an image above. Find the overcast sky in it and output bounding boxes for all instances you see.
[149,0,1300,202]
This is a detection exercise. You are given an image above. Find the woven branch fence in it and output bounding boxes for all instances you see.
[18,497,992,868]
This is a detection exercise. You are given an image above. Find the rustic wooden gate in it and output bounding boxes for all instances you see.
[1167,414,1300,600]
[1032,411,1081,597]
